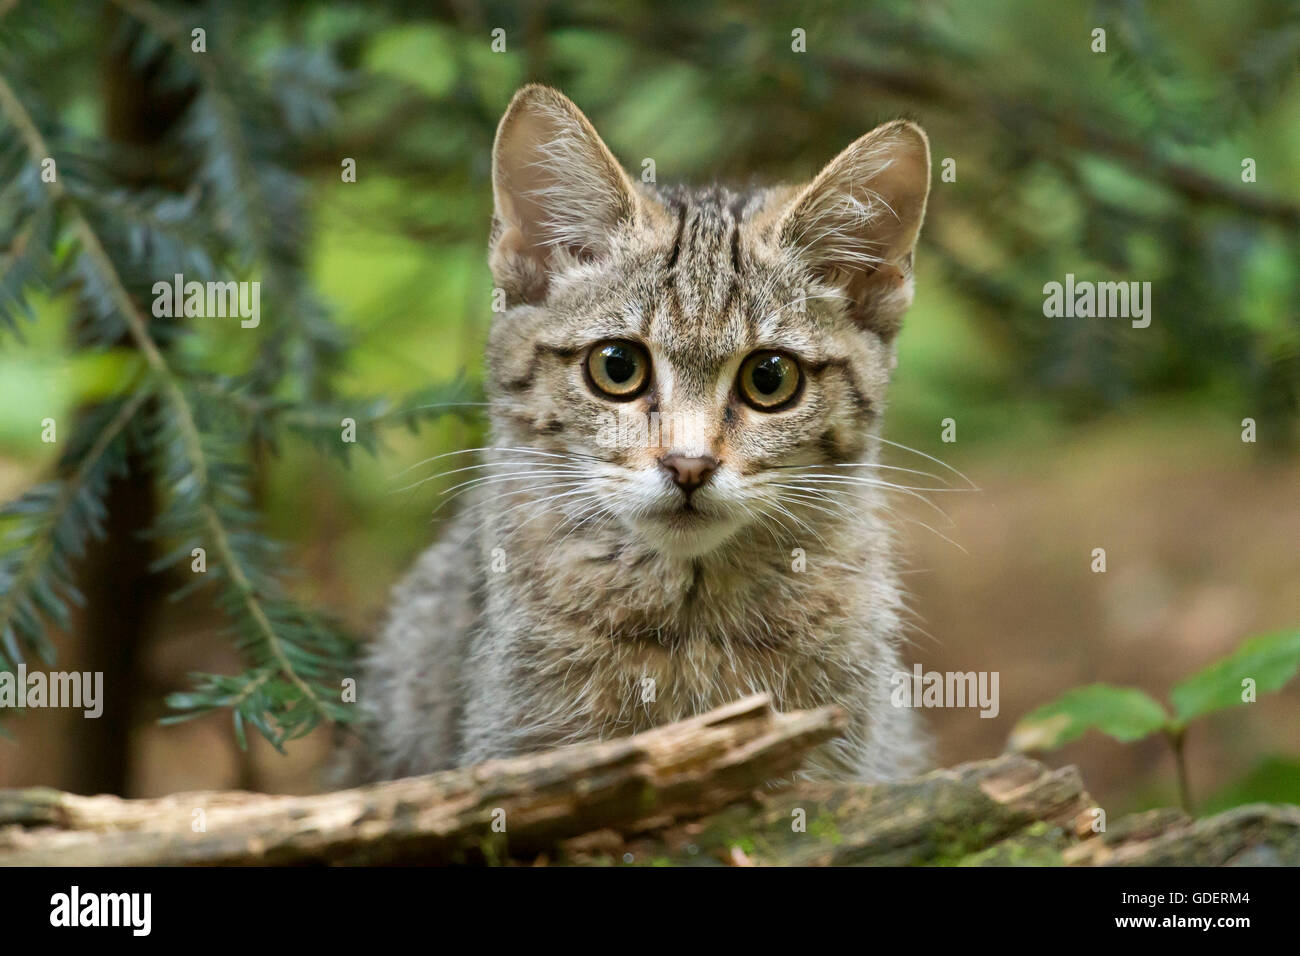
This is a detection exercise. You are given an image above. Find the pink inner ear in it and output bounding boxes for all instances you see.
[495,223,528,258]
[773,123,929,340]
[779,123,929,274]
[492,92,638,273]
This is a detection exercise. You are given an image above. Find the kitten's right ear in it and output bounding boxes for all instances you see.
[490,85,639,305]
[776,120,931,341]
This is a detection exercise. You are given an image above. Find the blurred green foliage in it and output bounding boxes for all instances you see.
[0,0,1297,762]
[5,0,1298,459]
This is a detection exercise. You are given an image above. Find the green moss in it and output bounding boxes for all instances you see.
[953,823,1069,867]
[808,813,844,845]
[730,836,757,855]
[926,818,1011,865]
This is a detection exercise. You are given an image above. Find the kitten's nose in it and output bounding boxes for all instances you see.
[659,453,718,496]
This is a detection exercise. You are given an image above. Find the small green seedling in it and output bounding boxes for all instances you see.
[1008,628,1300,812]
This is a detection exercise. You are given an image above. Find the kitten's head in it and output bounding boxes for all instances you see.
[484,86,930,559]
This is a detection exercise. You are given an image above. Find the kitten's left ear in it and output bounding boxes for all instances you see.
[777,120,931,340]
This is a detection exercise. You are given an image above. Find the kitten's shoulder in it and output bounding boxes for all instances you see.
[349,514,483,781]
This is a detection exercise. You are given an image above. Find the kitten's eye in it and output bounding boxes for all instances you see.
[586,340,650,400]
[738,351,802,411]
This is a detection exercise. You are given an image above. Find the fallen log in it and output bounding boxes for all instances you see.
[1,694,1297,866]
[0,693,841,865]
[564,754,1098,866]
[556,758,1300,867]
[1064,804,1300,867]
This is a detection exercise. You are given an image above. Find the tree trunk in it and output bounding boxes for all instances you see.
[63,9,194,797]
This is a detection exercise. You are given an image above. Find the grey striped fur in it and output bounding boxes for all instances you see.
[346,85,933,783]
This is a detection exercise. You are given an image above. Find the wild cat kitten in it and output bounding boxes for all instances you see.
[353,85,932,783]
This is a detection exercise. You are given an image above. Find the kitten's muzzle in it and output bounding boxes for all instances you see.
[658,453,719,498]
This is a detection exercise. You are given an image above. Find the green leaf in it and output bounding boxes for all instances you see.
[1008,684,1170,752]
[1170,628,1300,725]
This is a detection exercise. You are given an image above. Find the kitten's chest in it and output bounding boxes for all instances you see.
[511,543,851,648]
[497,553,871,737]
[529,623,863,740]
[478,512,885,746]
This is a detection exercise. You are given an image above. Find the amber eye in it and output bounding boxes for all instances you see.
[586,340,650,400]
[738,351,802,410]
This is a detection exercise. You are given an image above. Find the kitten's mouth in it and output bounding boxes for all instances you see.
[631,495,745,559]
[661,501,708,522]
[631,490,712,527]
[652,494,717,522]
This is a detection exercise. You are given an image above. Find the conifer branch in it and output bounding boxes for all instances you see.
[108,0,275,258]
[0,68,336,731]
[0,388,151,672]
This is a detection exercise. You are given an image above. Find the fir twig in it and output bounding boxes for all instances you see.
[0,387,151,673]
[0,67,341,737]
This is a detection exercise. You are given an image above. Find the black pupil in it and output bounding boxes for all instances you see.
[603,347,636,384]
[751,356,786,395]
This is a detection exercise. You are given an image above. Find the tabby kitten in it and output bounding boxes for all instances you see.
[354,85,932,782]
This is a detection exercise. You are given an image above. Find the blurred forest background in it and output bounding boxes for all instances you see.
[0,0,1297,817]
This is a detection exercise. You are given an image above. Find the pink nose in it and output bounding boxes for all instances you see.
[659,453,719,496]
